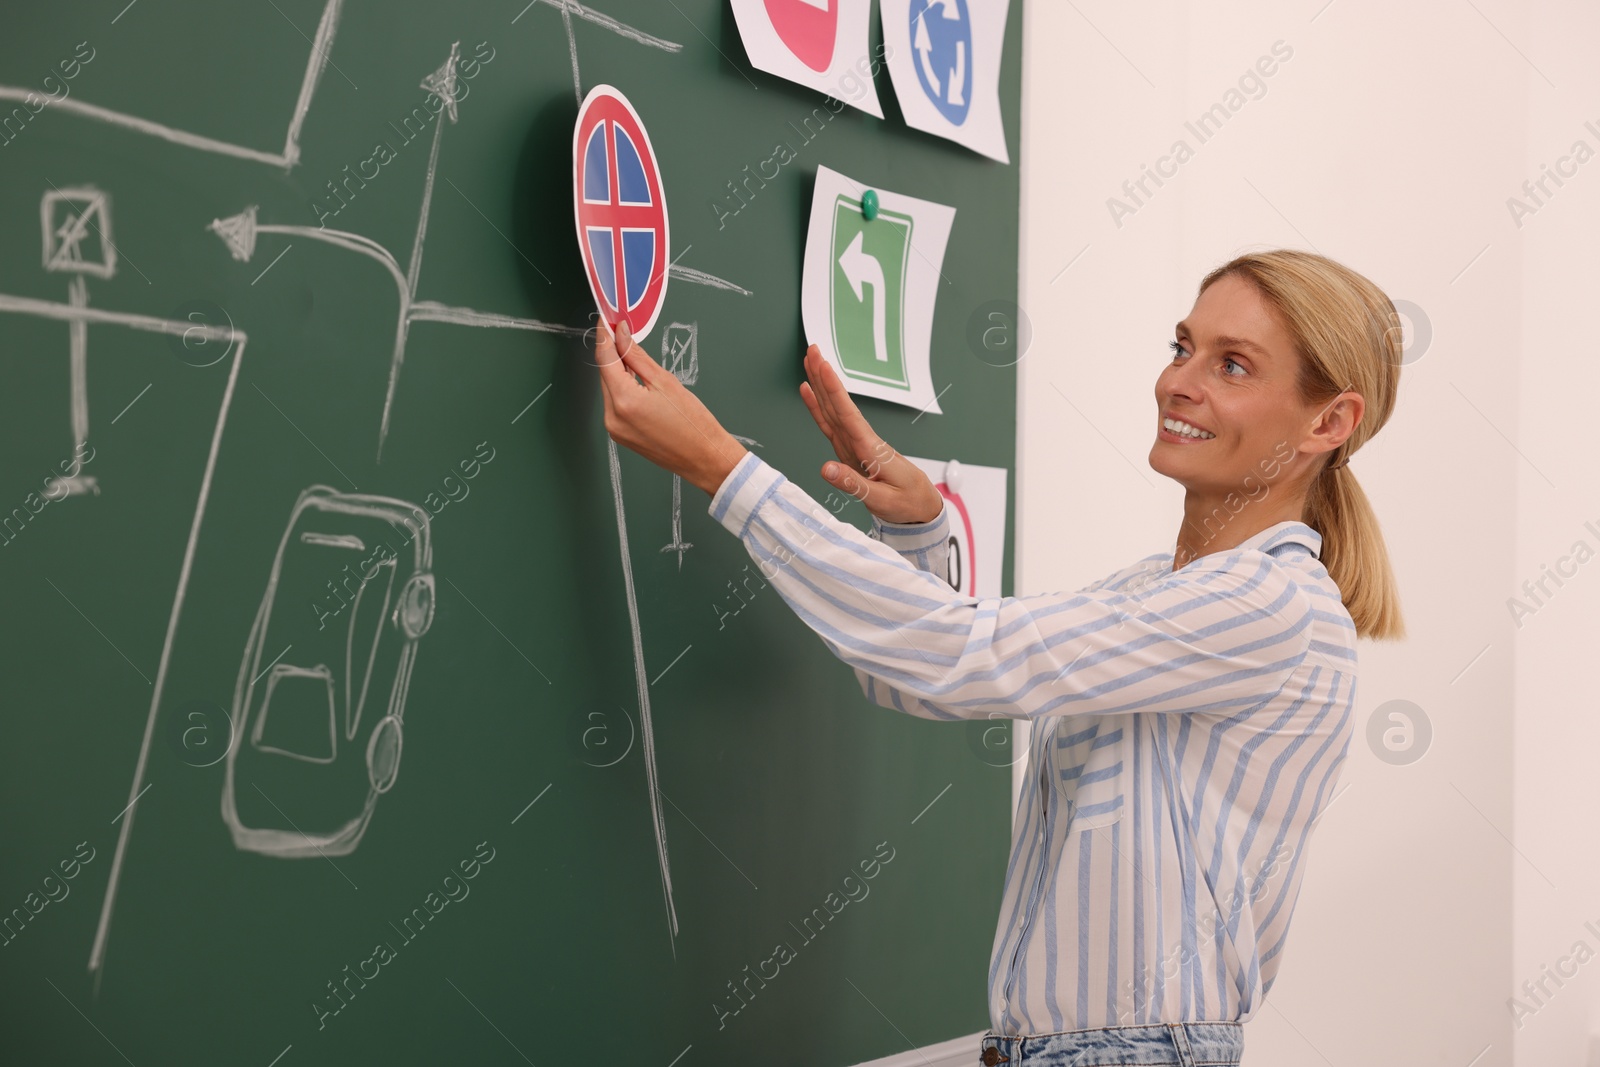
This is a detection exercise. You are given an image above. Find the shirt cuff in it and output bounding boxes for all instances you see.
[708,450,786,540]
[869,499,950,552]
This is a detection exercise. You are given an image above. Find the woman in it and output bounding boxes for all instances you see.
[595,249,1405,1066]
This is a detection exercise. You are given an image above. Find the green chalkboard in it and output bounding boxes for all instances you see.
[0,2,1022,1063]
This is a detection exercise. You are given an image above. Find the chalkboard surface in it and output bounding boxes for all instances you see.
[0,2,1022,1063]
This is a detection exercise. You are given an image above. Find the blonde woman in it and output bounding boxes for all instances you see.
[595,249,1404,1067]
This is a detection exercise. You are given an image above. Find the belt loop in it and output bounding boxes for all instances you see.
[1165,1022,1197,1067]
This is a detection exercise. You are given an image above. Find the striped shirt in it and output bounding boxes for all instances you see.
[708,451,1358,1035]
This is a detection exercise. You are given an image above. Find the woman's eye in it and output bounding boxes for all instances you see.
[1169,341,1247,378]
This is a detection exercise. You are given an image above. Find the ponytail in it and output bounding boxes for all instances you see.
[1199,250,1406,640]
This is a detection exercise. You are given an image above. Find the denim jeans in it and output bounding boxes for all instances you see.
[977,1021,1244,1066]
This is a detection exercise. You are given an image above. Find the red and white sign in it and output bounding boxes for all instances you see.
[936,481,979,597]
[903,455,1009,599]
[764,0,837,72]
[572,84,669,340]
[729,0,883,117]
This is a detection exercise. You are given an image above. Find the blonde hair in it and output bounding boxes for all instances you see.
[1198,249,1406,641]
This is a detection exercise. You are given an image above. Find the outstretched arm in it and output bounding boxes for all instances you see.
[594,321,1314,723]
[709,451,1315,722]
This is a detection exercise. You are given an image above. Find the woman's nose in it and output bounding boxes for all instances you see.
[1165,350,1212,399]
[1158,364,1196,405]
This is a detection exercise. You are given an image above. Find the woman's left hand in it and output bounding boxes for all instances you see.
[595,319,750,496]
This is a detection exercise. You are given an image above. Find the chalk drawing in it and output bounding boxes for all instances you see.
[207,41,593,460]
[667,263,753,296]
[654,322,749,571]
[511,0,685,104]
[662,430,761,569]
[222,487,434,858]
[661,473,694,568]
[662,322,699,384]
[0,0,345,170]
[0,292,246,981]
[0,289,245,981]
[16,1,742,976]
[39,187,118,496]
[199,32,740,954]
[605,434,680,948]
[197,31,710,958]
[42,187,115,278]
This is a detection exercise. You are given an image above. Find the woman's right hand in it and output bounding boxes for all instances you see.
[799,344,945,525]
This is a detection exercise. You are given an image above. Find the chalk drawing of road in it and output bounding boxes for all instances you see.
[6,0,764,981]
[0,286,247,981]
[0,0,346,169]
[202,32,750,960]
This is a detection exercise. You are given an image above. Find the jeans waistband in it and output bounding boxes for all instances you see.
[979,1021,1243,1066]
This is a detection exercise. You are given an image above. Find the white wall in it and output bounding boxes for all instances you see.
[1015,0,1552,1061]
[1512,4,1600,1065]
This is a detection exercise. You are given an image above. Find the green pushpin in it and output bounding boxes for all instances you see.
[861,189,879,221]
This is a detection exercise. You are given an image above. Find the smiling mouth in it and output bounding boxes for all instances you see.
[1160,417,1215,442]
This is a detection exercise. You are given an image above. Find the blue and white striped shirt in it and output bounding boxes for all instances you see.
[708,451,1358,1035]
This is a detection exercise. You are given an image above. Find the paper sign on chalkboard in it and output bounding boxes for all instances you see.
[573,84,671,340]
[880,0,1011,162]
[729,0,885,116]
[903,455,1008,598]
[801,165,954,413]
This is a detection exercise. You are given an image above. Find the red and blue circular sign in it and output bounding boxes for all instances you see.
[572,85,670,340]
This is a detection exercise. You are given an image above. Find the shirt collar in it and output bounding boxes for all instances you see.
[1171,520,1323,570]
[1238,519,1323,559]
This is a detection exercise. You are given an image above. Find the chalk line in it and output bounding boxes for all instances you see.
[0,293,232,340]
[67,276,89,454]
[378,42,459,462]
[515,0,684,54]
[668,264,752,296]
[82,322,247,980]
[410,302,587,336]
[607,435,680,951]
[0,0,344,170]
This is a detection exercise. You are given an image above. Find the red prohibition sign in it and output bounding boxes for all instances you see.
[937,482,979,597]
[572,85,670,341]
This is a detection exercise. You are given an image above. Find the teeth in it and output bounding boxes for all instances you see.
[1163,417,1215,439]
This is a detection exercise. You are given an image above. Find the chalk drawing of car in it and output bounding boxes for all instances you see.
[222,487,435,857]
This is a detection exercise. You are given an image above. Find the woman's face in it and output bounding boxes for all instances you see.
[1150,273,1320,494]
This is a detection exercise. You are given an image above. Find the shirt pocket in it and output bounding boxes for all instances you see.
[1051,716,1128,833]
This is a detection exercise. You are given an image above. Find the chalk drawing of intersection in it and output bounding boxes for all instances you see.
[60,0,756,980]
